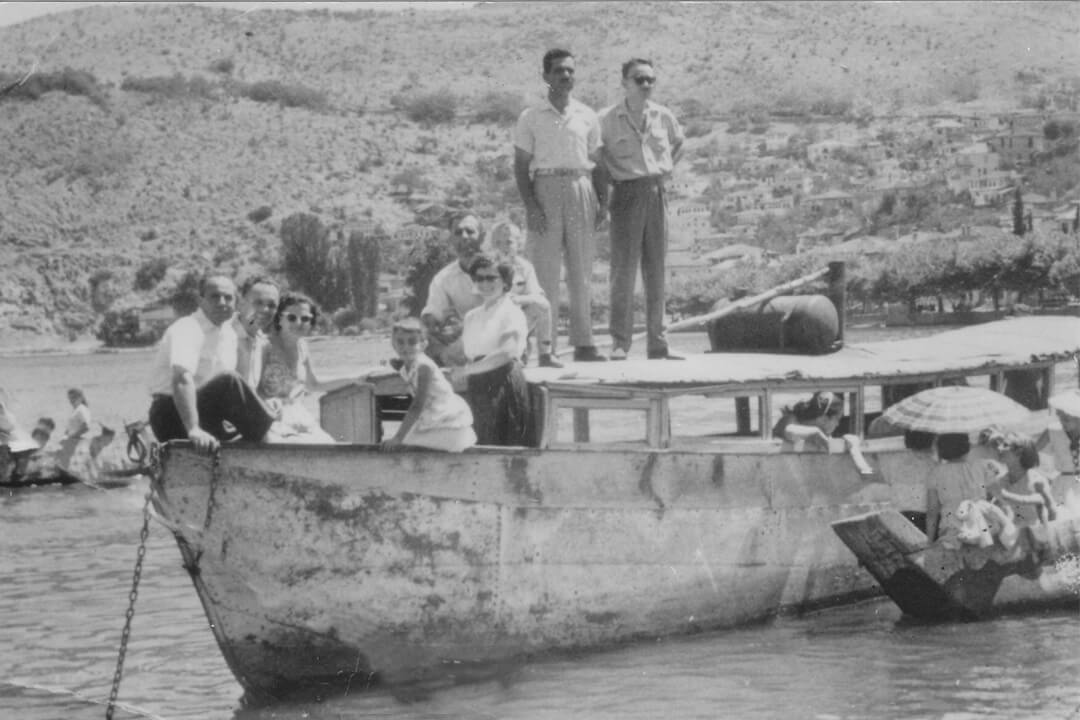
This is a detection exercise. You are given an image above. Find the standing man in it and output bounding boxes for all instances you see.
[421,213,487,367]
[232,275,280,388]
[598,58,685,360]
[514,48,607,362]
[148,273,274,454]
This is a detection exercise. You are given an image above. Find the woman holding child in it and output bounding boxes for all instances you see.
[449,255,534,447]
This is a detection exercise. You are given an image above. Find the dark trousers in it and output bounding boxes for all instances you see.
[466,361,534,447]
[149,372,274,442]
[609,177,668,355]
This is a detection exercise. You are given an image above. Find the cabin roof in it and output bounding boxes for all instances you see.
[526,316,1080,392]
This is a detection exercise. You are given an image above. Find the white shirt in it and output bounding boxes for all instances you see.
[513,97,602,175]
[149,308,238,396]
[65,404,92,437]
[463,295,528,360]
[231,316,267,388]
[422,261,483,322]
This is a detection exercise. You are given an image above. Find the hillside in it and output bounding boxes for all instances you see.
[1,1,1078,347]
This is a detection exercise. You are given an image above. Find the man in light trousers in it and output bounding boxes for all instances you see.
[514,48,608,362]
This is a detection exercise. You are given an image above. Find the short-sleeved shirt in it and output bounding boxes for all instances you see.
[513,98,602,175]
[148,308,237,396]
[65,404,92,437]
[231,316,267,388]
[463,295,528,360]
[598,99,684,181]
[422,261,483,322]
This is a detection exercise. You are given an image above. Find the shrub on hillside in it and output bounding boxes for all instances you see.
[684,120,713,139]
[237,80,327,110]
[403,89,459,125]
[0,67,107,107]
[134,258,169,291]
[473,90,524,125]
[121,73,217,100]
[208,57,235,75]
[247,206,273,223]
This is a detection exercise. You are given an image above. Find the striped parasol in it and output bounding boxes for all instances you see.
[878,386,1033,434]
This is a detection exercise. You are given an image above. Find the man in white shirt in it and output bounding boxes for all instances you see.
[421,213,486,366]
[147,274,274,454]
[514,48,607,362]
[231,276,280,388]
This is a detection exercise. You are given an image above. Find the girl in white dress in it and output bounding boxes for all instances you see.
[382,318,476,452]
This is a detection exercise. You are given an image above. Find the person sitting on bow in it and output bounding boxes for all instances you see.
[772,391,843,452]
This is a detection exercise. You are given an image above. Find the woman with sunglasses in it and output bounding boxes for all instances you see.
[258,292,357,442]
[449,255,534,446]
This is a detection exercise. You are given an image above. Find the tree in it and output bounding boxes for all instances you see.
[346,226,382,318]
[1012,187,1026,237]
[279,213,352,312]
[402,230,455,316]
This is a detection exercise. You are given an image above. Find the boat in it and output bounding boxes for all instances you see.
[1,422,150,489]
[148,313,1080,703]
[831,508,1080,620]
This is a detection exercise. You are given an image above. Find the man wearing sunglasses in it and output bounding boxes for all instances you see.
[421,213,487,366]
[514,48,607,362]
[598,58,685,361]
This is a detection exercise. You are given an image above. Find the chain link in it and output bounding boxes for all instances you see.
[105,486,154,720]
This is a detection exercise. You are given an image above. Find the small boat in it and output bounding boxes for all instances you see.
[1,423,149,489]
[147,313,1080,703]
[831,508,1080,620]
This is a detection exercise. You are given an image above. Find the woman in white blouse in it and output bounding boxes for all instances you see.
[449,255,534,446]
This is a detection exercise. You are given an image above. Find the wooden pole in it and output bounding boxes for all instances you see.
[556,266,832,358]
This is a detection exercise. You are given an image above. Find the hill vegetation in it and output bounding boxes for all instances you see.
[1,1,1079,346]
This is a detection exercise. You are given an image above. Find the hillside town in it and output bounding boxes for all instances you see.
[660,99,1080,281]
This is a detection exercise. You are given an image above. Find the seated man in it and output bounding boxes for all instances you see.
[421,213,487,367]
[147,273,274,454]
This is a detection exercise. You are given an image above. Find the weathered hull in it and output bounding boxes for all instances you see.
[152,441,929,701]
[832,509,1080,621]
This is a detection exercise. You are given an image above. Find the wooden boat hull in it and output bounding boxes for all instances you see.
[152,441,930,702]
[831,509,1080,621]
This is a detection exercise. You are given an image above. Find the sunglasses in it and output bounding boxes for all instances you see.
[454,227,479,236]
[633,75,657,86]
[473,274,500,282]
[284,313,313,324]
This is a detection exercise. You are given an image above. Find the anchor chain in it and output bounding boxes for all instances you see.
[105,445,160,720]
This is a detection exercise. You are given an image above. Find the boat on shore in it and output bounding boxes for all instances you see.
[831,508,1080,621]
[148,313,1080,703]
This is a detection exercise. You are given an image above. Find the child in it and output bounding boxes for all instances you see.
[990,432,1056,526]
[382,318,476,452]
[489,220,562,369]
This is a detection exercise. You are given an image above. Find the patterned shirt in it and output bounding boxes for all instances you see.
[598,99,684,181]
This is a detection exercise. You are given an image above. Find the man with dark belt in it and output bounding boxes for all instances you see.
[514,48,607,362]
[147,273,274,454]
[598,58,685,360]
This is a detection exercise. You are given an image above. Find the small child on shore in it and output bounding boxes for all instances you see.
[381,318,476,453]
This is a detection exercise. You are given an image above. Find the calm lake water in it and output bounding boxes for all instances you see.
[3,327,1080,720]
